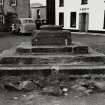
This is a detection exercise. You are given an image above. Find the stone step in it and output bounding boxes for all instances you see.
[0,55,105,65]
[16,42,88,54]
[0,65,105,75]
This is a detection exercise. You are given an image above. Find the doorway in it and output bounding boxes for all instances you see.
[79,13,89,32]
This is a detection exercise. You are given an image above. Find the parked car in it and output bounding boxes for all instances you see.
[11,18,36,34]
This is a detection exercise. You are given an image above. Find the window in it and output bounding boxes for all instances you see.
[70,12,76,28]
[59,12,64,26]
[10,0,16,6]
[103,11,105,29]
[59,0,64,7]
[0,0,3,5]
[81,0,88,4]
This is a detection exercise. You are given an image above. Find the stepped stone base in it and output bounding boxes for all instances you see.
[0,25,105,75]
[16,42,88,54]
[0,41,104,75]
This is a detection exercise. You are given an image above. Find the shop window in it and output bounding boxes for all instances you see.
[59,12,64,26]
[70,12,76,28]
[81,0,88,4]
[59,0,64,7]
[0,0,3,5]
[10,0,16,6]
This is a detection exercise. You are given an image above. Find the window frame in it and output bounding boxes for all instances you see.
[103,10,105,29]
[70,12,76,28]
[59,0,64,7]
[59,12,64,26]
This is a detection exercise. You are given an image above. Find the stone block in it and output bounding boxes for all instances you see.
[0,57,19,64]
[16,47,31,54]
[72,46,88,54]
[31,47,72,53]
[31,26,71,46]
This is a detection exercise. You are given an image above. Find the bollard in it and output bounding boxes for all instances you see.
[65,39,68,46]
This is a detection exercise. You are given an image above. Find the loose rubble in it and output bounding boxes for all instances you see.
[1,74,105,97]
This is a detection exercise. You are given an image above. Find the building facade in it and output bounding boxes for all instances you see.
[30,3,46,20]
[56,0,105,32]
[0,0,30,31]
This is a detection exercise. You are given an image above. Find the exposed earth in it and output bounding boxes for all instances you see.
[0,32,105,105]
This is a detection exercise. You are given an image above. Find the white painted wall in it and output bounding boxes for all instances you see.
[56,0,105,31]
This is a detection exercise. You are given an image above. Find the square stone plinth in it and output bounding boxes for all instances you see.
[31,30,72,46]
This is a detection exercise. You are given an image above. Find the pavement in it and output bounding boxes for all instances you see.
[0,31,105,37]
[71,32,105,36]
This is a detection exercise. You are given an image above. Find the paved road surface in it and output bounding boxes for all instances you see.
[72,33,105,54]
